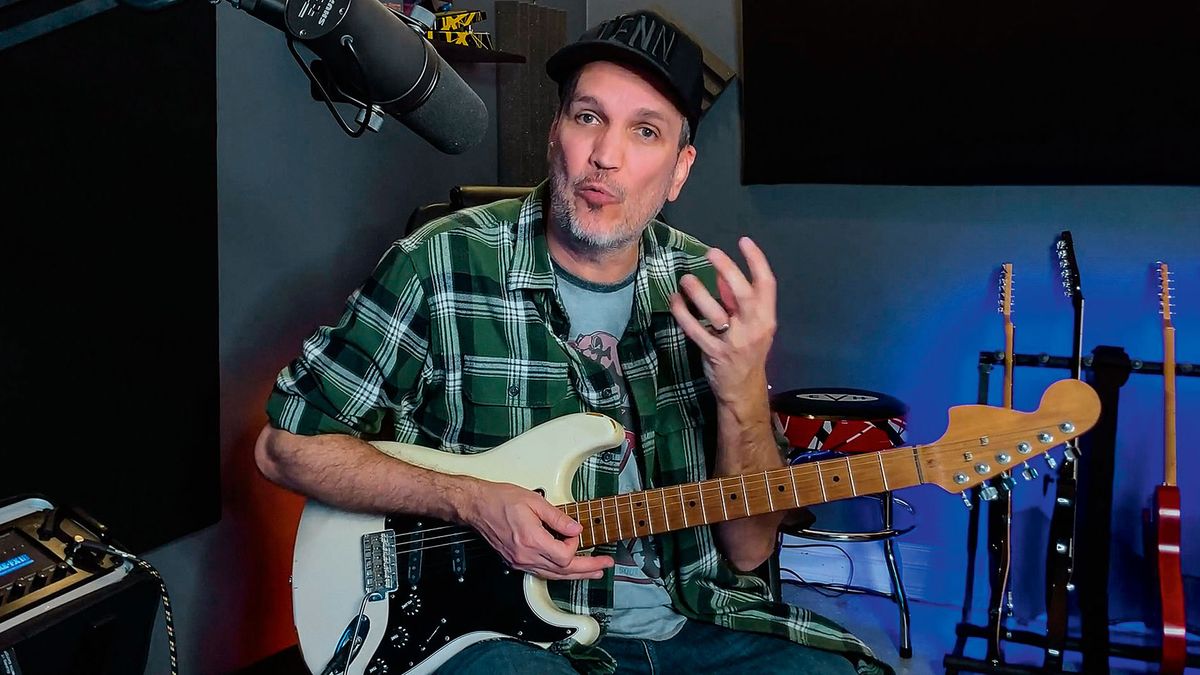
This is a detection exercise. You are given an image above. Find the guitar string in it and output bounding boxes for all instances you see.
[387,422,1079,556]
[386,421,1079,546]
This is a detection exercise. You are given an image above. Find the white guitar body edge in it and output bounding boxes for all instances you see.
[291,412,625,675]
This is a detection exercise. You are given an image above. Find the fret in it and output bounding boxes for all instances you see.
[717,478,729,520]
[630,493,650,538]
[587,500,597,546]
[697,482,710,523]
[788,465,800,507]
[846,457,857,496]
[606,497,618,541]
[677,485,688,527]
[648,487,657,530]
[815,463,828,502]
[764,471,775,511]
[660,487,670,531]
[878,453,889,491]
[625,493,638,538]
[738,475,751,516]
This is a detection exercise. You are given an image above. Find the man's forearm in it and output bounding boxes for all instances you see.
[712,386,787,572]
[254,425,479,522]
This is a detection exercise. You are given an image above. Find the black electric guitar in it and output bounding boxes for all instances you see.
[1043,231,1085,670]
[984,263,1018,665]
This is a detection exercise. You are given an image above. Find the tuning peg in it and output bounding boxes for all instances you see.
[960,492,974,510]
[979,483,1000,501]
[998,475,1017,492]
[1021,462,1039,480]
[1044,455,1058,471]
[1063,447,1077,462]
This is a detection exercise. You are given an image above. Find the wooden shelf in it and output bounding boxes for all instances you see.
[432,41,525,64]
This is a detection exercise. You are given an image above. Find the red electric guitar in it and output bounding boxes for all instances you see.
[1153,261,1186,674]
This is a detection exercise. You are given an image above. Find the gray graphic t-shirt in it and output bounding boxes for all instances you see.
[555,264,687,641]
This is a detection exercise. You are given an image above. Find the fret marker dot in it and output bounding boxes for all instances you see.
[832,476,840,483]
[729,493,738,500]
[689,501,696,507]
[638,520,645,527]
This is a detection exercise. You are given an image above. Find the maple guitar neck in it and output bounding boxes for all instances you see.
[564,375,1088,551]
[564,448,922,549]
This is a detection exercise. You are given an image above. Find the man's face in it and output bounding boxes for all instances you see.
[548,61,696,252]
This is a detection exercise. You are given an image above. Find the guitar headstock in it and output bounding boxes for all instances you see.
[1158,261,1175,329]
[1056,231,1084,303]
[998,262,1014,321]
[920,379,1100,495]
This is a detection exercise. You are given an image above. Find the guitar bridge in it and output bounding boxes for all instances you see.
[362,530,399,599]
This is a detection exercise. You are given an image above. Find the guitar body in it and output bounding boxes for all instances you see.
[1154,480,1186,673]
[291,413,624,675]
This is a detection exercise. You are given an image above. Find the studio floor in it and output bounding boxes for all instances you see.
[783,582,1198,675]
[234,584,1197,675]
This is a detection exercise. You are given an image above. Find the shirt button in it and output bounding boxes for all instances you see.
[507,385,520,397]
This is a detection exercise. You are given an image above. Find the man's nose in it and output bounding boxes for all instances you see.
[589,126,623,171]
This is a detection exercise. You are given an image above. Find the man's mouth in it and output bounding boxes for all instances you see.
[576,182,620,207]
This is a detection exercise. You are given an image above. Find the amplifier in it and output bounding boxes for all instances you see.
[0,496,159,675]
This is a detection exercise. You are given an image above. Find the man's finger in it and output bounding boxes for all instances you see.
[535,499,582,538]
[706,247,755,308]
[678,274,730,328]
[738,237,777,297]
[669,292,723,352]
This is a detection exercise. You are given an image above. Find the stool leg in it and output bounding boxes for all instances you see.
[882,493,912,658]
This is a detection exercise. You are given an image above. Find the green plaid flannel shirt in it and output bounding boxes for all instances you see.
[266,183,891,675]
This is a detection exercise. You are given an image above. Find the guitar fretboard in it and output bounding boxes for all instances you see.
[561,446,923,549]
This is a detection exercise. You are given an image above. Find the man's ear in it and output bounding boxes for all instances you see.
[546,115,562,162]
[666,144,697,202]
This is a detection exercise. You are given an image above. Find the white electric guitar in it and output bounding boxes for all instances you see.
[291,379,1100,675]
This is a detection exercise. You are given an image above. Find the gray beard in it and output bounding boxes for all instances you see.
[548,161,661,255]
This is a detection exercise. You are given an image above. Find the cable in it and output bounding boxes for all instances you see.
[70,541,178,675]
[779,542,854,597]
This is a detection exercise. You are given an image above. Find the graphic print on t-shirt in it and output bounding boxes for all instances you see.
[568,330,662,584]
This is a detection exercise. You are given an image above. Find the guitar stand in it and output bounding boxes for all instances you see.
[944,347,1200,674]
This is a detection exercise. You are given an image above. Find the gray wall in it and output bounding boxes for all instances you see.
[141,1,532,672]
[592,0,1200,626]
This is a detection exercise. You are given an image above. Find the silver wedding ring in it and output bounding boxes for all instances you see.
[711,322,730,334]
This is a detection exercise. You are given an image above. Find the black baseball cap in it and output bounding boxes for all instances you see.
[546,10,704,142]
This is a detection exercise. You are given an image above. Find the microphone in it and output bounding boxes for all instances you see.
[236,0,488,153]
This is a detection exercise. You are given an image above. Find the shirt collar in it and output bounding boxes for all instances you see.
[508,180,678,317]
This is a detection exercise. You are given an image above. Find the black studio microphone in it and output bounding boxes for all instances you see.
[234,0,488,153]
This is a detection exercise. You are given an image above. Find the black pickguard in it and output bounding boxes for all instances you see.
[355,515,579,674]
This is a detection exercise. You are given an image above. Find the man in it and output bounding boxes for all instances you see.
[256,9,889,675]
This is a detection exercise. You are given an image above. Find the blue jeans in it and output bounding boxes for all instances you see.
[437,620,858,674]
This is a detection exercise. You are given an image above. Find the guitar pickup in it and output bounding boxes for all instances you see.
[362,530,399,598]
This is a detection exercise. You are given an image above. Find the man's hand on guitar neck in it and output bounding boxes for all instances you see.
[461,481,615,581]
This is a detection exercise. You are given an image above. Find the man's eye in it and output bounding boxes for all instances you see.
[577,112,599,124]
[637,127,659,140]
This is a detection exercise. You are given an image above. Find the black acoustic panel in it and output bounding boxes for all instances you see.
[741,0,1200,185]
[0,0,219,552]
